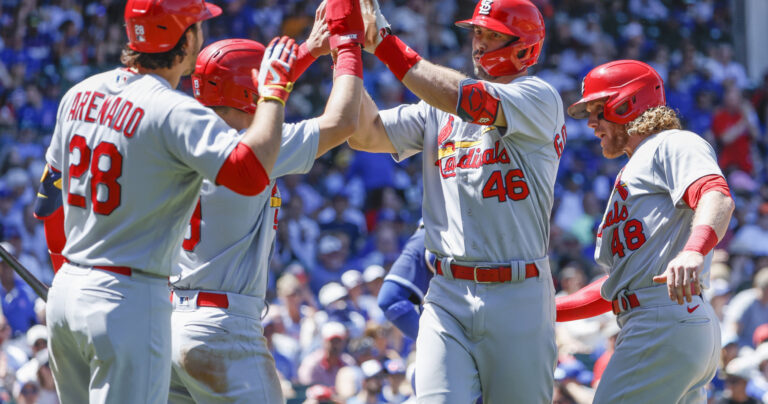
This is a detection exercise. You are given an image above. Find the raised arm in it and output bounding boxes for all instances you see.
[313,0,365,157]
[359,0,508,127]
[239,36,297,175]
[653,175,735,304]
[346,89,395,153]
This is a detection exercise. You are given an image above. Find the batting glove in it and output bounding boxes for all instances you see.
[255,36,298,106]
[326,0,365,50]
[360,0,390,53]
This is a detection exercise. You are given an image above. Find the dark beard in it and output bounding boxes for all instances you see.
[473,60,495,81]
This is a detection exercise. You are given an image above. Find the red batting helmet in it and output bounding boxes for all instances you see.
[192,39,266,114]
[125,0,222,53]
[568,60,666,125]
[455,0,545,77]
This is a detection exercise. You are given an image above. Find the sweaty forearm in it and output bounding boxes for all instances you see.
[347,90,395,153]
[691,191,735,240]
[402,60,466,115]
[316,68,363,157]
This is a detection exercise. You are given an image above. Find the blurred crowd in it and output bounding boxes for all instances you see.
[0,0,767,403]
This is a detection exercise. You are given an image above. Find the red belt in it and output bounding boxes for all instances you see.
[435,261,538,283]
[170,291,229,309]
[94,265,132,277]
[611,293,640,314]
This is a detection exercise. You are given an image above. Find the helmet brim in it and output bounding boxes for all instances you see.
[203,3,223,20]
[455,17,516,37]
[567,93,611,119]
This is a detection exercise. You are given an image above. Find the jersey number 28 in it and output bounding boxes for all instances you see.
[68,135,122,215]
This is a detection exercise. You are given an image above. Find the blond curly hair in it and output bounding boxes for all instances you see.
[626,106,682,137]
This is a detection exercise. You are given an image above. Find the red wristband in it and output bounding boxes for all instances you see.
[294,42,317,80]
[334,46,362,79]
[374,35,422,81]
[683,225,719,255]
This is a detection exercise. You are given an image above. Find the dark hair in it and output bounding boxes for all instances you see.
[120,24,197,70]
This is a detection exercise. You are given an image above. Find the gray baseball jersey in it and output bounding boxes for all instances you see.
[596,129,724,300]
[382,76,565,263]
[171,119,319,298]
[45,68,240,277]
[382,75,564,403]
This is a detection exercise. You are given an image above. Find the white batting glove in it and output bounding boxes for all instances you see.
[360,0,391,53]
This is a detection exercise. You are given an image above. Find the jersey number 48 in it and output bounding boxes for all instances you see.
[610,219,646,258]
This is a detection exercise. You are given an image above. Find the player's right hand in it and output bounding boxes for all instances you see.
[359,0,390,53]
[326,0,365,50]
[255,36,298,106]
[307,0,331,57]
[653,250,703,305]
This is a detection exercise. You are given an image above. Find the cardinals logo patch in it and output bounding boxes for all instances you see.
[437,116,454,146]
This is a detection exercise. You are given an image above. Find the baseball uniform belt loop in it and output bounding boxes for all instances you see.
[611,290,641,315]
[508,260,526,283]
[437,257,455,280]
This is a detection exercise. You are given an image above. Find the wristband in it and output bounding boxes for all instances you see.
[683,224,719,255]
[294,42,317,80]
[374,35,421,81]
[334,46,363,79]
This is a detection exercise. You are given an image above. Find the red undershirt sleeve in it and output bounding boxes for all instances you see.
[682,174,731,210]
[555,275,613,322]
[215,142,269,196]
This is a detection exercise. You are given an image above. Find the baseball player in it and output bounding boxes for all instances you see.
[168,0,366,401]
[556,60,735,403]
[377,220,433,340]
[32,0,304,402]
[348,0,563,402]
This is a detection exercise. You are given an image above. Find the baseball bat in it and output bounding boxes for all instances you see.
[0,244,49,302]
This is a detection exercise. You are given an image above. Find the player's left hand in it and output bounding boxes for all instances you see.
[653,250,704,305]
[307,0,331,57]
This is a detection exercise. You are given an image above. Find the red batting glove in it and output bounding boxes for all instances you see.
[255,36,298,106]
[326,0,364,50]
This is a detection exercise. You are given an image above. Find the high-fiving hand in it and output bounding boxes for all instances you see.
[359,0,390,53]
[326,0,365,50]
[255,36,298,106]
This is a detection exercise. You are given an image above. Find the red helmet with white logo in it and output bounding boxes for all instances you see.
[125,0,222,53]
[455,0,545,77]
[568,60,666,124]
[192,39,266,114]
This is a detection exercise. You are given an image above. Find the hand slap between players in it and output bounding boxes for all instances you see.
[653,250,704,304]
[326,0,365,49]
[359,0,390,53]
[254,36,298,106]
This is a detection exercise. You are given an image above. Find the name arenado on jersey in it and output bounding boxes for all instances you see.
[66,91,145,138]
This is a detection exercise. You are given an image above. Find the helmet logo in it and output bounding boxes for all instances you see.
[134,25,146,43]
[581,78,586,95]
[192,78,200,96]
[478,0,493,15]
